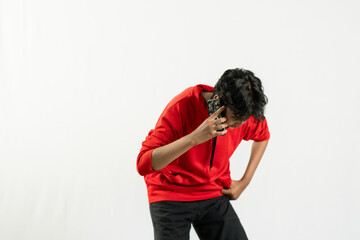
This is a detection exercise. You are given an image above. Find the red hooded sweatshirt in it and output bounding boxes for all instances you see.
[137,84,270,203]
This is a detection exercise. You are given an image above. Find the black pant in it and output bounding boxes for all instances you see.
[149,195,248,240]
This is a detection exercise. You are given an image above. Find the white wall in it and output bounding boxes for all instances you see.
[1,0,359,239]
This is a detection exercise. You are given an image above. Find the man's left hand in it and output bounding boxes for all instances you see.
[221,179,249,200]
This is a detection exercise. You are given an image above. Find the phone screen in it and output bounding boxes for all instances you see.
[207,98,225,132]
[207,98,224,118]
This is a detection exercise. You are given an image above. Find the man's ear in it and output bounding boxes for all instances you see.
[213,94,219,99]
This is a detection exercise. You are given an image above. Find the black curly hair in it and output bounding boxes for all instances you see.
[212,68,268,122]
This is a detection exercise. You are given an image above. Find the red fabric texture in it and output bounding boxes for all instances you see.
[137,84,270,203]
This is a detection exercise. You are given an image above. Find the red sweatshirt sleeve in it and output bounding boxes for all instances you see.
[242,117,270,142]
[136,104,182,176]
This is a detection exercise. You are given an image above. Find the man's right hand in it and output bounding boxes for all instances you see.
[189,106,228,145]
[151,106,228,171]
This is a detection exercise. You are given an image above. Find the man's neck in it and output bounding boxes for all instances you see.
[202,92,213,102]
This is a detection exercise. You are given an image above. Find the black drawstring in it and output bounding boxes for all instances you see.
[210,137,217,169]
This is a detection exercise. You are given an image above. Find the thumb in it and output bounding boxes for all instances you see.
[221,188,231,195]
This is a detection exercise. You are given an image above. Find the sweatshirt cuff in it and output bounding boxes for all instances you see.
[137,149,157,176]
[254,132,270,141]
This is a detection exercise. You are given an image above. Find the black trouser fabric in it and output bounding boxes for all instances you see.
[149,195,248,240]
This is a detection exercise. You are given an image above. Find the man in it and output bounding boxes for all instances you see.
[136,68,270,240]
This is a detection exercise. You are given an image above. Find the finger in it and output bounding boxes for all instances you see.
[214,117,227,125]
[219,117,227,123]
[211,106,225,119]
[216,128,227,136]
[215,123,228,131]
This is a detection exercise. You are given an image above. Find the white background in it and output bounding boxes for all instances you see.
[1,0,359,239]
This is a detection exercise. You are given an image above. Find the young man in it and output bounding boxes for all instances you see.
[136,68,270,240]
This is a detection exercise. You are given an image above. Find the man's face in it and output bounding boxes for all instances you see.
[212,94,248,129]
[223,107,248,129]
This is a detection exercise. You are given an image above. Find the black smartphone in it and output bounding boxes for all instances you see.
[207,98,225,132]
